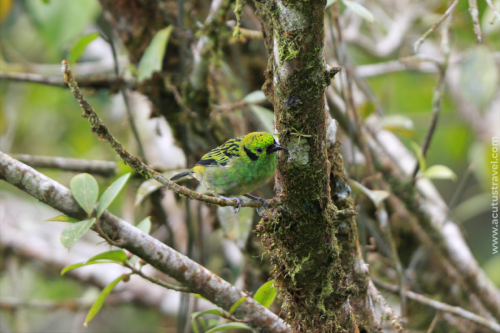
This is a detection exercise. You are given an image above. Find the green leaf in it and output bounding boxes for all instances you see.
[326,0,338,9]
[42,215,79,223]
[191,321,200,333]
[350,180,390,208]
[410,142,426,173]
[96,173,131,218]
[191,294,208,301]
[60,218,96,252]
[61,260,118,276]
[25,0,101,51]
[421,165,457,181]
[459,46,499,110]
[87,250,127,264]
[242,91,267,105]
[229,296,248,315]
[451,192,491,223]
[249,105,275,134]
[137,25,174,82]
[206,323,252,333]
[70,173,99,217]
[84,274,126,327]
[342,0,374,22]
[135,217,152,235]
[191,309,224,320]
[69,32,100,66]
[254,280,276,308]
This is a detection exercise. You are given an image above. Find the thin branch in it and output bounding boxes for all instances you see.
[413,0,460,53]
[0,298,95,311]
[485,0,500,23]
[368,280,404,332]
[412,4,454,181]
[102,33,148,163]
[427,313,440,333]
[9,154,117,177]
[373,278,500,332]
[9,154,180,177]
[0,152,291,333]
[0,71,132,91]
[468,0,483,42]
[376,206,407,319]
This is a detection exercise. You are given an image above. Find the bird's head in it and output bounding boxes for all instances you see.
[242,132,286,162]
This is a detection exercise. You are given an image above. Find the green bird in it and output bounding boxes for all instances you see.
[170,132,286,213]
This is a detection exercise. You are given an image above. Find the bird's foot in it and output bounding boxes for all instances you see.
[220,196,242,213]
[243,194,268,216]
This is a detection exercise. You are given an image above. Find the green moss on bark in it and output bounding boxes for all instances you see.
[255,0,360,331]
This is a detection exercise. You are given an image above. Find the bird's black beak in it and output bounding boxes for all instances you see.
[267,143,287,154]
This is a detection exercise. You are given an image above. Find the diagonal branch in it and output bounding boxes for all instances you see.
[373,277,500,332]
[60,60,285,212]
[0,151,291,333]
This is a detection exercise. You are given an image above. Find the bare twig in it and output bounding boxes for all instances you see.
[8,154,180,177]
[10,154,117,177]
[0,71,131,91]
[373,278,500,332]
[485,0,500,22]
[0,152,291,333]
[468,0,483,42]
[413,0,460,53]
[427,313,440,333]
[376,206,407,319]
[368,280,404,332]
[0,298,95,311]
[412,5,454,180]
[123,262,191,293]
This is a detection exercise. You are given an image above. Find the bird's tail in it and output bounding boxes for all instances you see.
[170,170,194,181]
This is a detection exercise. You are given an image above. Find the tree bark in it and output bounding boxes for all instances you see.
[255,1,363,331]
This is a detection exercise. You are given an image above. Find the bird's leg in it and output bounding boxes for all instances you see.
[243,194,268,215]
[219,196,242,214]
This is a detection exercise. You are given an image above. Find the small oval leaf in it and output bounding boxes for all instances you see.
[229,296,248,315]
[135,217,152,235]
[422,165,457,181]
[69,32,100,66]
[205,323,253,333]
[60,218,96,252]
[42,215,79,223]
[70,174,99,217]
[410,142,426,173]
[343,0,374,22]
[137,25,174,82]
[191,294,208,301]
[254,280,277,308]
[84,274,126,327]
[350,180,390,208]
[191,309,224,320]
[242,91,267,105]
[61,260,118,275]
[87,250,127,264]
[96,173,131,218]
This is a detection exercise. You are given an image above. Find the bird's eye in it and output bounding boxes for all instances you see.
[256,147,263,153]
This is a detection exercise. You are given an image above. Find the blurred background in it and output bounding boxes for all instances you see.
[0,0,499,332]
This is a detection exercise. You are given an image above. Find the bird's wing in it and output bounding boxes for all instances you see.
[195,136,243,167]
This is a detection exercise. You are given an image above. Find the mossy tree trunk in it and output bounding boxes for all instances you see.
[255,1,373,332]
